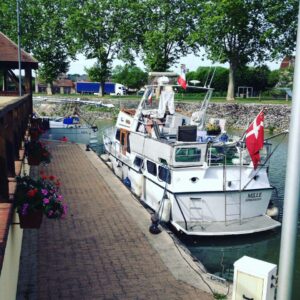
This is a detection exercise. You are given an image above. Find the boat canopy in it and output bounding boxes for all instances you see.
[63,116,80,125]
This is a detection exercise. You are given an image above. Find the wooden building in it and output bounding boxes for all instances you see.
[0,31,38,299]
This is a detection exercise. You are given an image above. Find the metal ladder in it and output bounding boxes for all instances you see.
[224,155,242,225]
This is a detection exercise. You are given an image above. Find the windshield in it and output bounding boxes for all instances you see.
[207,143,272,167]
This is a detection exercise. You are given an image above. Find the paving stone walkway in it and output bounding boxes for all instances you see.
[17,142,213,300]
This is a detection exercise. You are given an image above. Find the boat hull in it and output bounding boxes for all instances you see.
[171,215,280,236]
[104,153,280,236]
[42,127,97,144]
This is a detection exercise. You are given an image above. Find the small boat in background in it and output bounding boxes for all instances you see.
[41,115,98,145]
[49,116,81,128]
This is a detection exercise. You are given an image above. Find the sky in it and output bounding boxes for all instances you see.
[68,53,281,75]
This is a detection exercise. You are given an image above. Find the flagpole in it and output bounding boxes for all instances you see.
[277,2,300,299]
[17,0,22,96]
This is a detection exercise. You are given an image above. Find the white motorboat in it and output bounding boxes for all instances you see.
[41,115,98,145]
[102,72,281,236]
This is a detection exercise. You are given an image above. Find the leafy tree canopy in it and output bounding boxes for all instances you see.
[0,0,72,86]
[138,0,196,71]
[111,65,148,89]
[189,0,298,100]
[263,0,299,59]
[0,1,17,39]
[67,0,138,95]
[85,61,111,83]
[187,66,229,92]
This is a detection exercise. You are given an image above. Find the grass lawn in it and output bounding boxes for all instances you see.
[33,92,291,105]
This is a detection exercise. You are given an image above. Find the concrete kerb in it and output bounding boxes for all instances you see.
[80,145,232,297]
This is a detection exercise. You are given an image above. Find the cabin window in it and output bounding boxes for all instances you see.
[120,133,125,146]
[158,166,171,184]
[175,148,201,162]
[147,160,157,176]
[159,158,168,165]
[134,156,143,168]
[127,133,131,153]
[115,129,120,141]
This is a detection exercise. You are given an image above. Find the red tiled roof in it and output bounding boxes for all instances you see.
[54,79,74,87]
[0,31,38,68]
[280,56,295,69]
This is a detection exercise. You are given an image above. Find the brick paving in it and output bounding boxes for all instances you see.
[17,142,213,300]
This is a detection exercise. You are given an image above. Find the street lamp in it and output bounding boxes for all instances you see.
[17,0,22,96]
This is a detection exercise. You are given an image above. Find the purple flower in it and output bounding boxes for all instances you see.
[21,203,29,215]
[61,204,68,218]
[43,198,50,204]
[58,195,64,201]
[41,189,48,195]
[48,210,53,217]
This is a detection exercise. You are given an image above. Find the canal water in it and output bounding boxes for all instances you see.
[174,132,300,300]
[52,120,299,299]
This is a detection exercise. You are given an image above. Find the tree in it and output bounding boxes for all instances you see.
[263,0,299,59]
[21,0,72,94]
[137,0,196,71]
[277,67,294,88]
[0,0,73,94]
[187,66,228,93]
[268,69,281,88]
[67,0,137,96]
[111,65,147,89]
[191,1,272,100]
[0,1,17,39]
[235,65,271,95]
[85,62,111,86]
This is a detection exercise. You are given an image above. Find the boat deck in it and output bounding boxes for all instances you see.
[174,215,281,236]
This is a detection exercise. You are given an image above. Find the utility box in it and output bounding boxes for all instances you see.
[232,256,277,300]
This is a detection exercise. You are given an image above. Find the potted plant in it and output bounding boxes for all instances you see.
[206,123,221,136]
[26,141,51,165]
[14,174,67,228]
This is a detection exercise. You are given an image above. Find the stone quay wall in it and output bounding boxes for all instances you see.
[176,102,291,131]
[34,99,291,131]
[116,100,290,131]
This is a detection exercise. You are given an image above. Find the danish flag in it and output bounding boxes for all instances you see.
[177,64,187,89]
[245,110,264,169]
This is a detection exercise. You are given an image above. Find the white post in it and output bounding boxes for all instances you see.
[277,2,300,299]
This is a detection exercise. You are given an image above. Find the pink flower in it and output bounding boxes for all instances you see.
[43,198,50,204]
[58,195,64,201]
[41,189,48,195]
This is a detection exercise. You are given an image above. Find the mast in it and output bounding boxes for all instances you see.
[277,2,300,299]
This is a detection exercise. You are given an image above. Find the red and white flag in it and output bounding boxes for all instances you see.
[177,64,187,89]
[148,90,153,105]
[245,110,264,169]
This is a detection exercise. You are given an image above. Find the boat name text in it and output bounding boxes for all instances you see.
[246,192,262,202]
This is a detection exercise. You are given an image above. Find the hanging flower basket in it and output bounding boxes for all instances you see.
[30,128,40,141]
[25,141,51,165]
[27,155,42,166]
[14,174,68,229]
[18,209,43,229]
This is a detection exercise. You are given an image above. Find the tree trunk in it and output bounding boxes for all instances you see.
[46,83,52,95]
[226,63,236,101]
[100,81,104,97]
[35,71,39,93]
